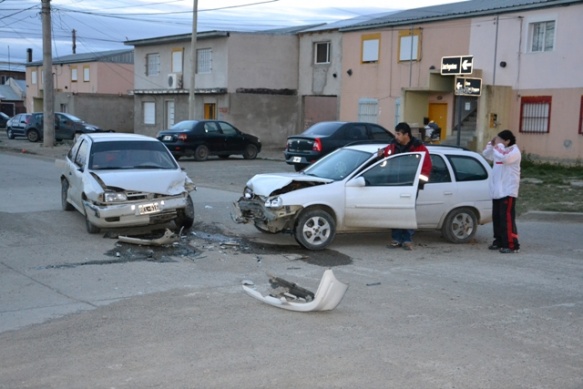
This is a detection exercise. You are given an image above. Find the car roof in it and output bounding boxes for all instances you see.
[84,133,158,143]
[343,143,476,155]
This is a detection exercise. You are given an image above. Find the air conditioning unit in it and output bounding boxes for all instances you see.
[168,73,183,89]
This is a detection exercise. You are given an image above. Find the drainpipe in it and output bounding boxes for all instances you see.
[492,15,499,86]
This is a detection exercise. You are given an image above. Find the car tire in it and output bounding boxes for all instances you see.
[294,208,336,250]
[7,129,14,139]
[175,195,195,230]
[83,205,100,234]
[61,179,74,211]
[242,144,258,160]
[27,128,41,143]
[194,145,209,161]
[441,207,478,243]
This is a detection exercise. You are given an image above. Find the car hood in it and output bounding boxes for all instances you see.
[91,169,191,195]
[247,172,332,196]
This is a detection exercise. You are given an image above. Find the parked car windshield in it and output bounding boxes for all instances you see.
[60,113,84,122]
[89,141,178,170]
[170,120,198,131]
[302,122,343,136]
[303,148,374,181]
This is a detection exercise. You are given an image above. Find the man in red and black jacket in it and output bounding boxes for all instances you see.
[377,122,432,251]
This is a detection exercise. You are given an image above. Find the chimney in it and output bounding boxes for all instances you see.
[27,48,33,62]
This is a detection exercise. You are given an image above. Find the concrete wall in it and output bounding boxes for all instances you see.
[55,92,134,132]
[298,30,343,97]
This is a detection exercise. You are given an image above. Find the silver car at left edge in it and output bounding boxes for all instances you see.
[59,133,196,234]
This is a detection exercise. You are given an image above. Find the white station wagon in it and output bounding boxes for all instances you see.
[60,133,196,234]
[234,144,493,250]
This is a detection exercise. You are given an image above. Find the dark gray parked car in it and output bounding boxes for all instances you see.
[24,112,107,142]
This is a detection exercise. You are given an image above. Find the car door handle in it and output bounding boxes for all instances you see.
[400,193,412,198]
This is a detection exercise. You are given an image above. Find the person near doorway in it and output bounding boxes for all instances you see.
[377,122,432,251]
[482,129,521,254]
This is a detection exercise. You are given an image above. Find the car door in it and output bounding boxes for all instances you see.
[64,138,90,212]
[218,121,245,153]
[55,113,74,140]
[344,153,423,229]
[416,154,454,228]
[201,122,225,153]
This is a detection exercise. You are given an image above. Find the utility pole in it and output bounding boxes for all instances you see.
[188,0,198,119]
[41,0,55,147]
[72,29,77,54]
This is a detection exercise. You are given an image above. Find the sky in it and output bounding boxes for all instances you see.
[0,0,465,64]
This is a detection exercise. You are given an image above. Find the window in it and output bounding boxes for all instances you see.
[530,21,555,52]
[146,53,160,76]
[520,96,551,134]
[197,48,212,74]
[362,154,420,187]
[358,98,378,123]
[32,70,37,85]
[83,65,90,82]
[314,42,331,64]
[447,155,489,182]
[399,28,421,61]
[361,34,380,63]
[143,101,156,125]
[218,121,238,136]
[428,155,451,184]
[171,48,183,73]
[71,67,78,82]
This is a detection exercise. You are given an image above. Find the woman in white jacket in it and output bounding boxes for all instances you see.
[482,130,521,254]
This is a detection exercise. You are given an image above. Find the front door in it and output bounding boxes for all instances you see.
[344,153,423,229]
[428,103,448,139]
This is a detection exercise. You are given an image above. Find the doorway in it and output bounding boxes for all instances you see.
[428,103,448,138]
[204,103,216,119]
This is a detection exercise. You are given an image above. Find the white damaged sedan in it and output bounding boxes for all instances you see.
[234,144,492,250]
[60,133,196,234]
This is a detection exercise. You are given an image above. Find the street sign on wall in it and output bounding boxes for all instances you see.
[455,77,482,96]
[441,55,473,75]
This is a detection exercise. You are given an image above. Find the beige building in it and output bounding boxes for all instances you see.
[337,0,583,163]
[25,49,134,132]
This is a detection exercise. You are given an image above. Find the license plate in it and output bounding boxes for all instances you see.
[138,203,160,215]
[292,156,302,163]
[163,135,173,141]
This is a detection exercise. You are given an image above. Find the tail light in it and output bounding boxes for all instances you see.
[178,133,187,141]
[312,138,322,152]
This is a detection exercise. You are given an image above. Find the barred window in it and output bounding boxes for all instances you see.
[197,48,212,74]
[530,21,555,52]
[520,96,551,134]
[358,98,378,123]
[146,53,160,76]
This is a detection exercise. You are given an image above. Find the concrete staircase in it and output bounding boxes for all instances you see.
[440,111,477,150]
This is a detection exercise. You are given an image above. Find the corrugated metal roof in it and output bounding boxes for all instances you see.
[27,49,134,67]
[0,85,22,101]
[341,0,583,31]
[300,11,399,33]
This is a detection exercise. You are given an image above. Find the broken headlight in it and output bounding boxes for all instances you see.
[243,187,253,199]
[103,191,128,203]
[265,196,282,208]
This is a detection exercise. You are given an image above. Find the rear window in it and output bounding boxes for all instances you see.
[170,121,198,131]
[447,155,488,182]
[303,122,343,136]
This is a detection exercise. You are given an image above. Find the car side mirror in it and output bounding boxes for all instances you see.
[346,176,366,187]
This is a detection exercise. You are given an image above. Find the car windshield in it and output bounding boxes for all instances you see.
[170,120,198,131]
[89,141,178,170]
[303,148,375,180]
[302,122,343,136]
[60,113,83,122]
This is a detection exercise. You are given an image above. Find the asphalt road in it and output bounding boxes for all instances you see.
[1,135,583,388]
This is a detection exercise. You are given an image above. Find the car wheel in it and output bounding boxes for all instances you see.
[83,205,100,234]
[7,129,14,139]
[194,145,209,161]
[61,179,74,211]
[175,195,195,230]
[294,164,308,172]
[242,144,258,160]
[27,129,40,142]
[294,208,336,250]
[173,154,181,161]
[441,207,478,243]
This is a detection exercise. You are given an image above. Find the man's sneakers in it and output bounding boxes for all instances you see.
[402,242,413,251]
[387,241,413,250]
[488,242,500,250]
[499,248,520,254]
